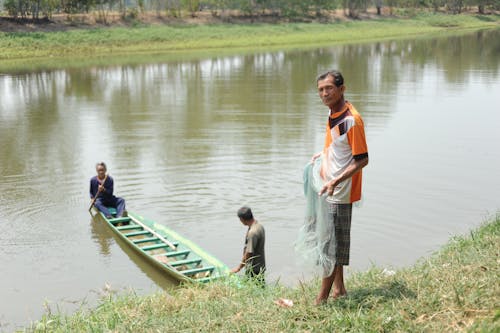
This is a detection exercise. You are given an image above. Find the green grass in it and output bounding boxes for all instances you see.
[0,13,499,72]
[25,214,500,332]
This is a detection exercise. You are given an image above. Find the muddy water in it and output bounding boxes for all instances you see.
[0,29,499,330]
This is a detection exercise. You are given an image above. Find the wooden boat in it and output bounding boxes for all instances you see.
[90,207,230,283]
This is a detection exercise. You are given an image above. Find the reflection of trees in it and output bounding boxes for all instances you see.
[389,29,499,84]
[1,29,498,179]
[63,68,106,101]
[311,30,500,126]
[90,218,113,256]
[0,73,62,176]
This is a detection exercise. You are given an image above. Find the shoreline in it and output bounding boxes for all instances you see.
[28,214,500,331]
[0,12,499,73]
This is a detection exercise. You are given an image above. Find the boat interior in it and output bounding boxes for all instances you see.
[99,207,218,283]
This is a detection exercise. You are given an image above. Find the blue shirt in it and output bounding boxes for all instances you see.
[89,175,115,203]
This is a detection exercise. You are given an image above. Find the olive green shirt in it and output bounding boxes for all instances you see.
[245,220,266,276]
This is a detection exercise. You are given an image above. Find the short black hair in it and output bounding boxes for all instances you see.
[237,206,253,221]
[96,162,107,171]
[317,70,344,87]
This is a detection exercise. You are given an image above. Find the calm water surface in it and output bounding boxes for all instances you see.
[1,29,499,330]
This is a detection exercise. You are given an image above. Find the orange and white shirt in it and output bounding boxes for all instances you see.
[320,101,368,204]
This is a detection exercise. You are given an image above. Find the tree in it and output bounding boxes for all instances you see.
[183,0,200,16]
[374,0,383,15]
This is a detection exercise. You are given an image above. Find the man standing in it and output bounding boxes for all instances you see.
[313,70,369,304]
[89,162,126,219]
[231,206,266,285]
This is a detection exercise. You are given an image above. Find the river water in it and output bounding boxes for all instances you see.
[1,29,499,330]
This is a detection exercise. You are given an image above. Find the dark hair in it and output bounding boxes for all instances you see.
[237,206,253,221]
[317,70,344,87]
[96,162,107,171]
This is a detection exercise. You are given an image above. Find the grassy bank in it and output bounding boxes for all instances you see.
[0,13,499,72]
[27,214,499,332]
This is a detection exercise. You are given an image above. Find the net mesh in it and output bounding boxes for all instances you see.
[295,156,336,278]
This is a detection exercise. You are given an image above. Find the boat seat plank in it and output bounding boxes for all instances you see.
[181,266,215,276]
[141,242,179,251]
[108,217,131,224]
[116,224,143,231]
[162,250,190,258]
[107,207,118,215]
[196,277,216,283]
[124,230,151,237]
[133,237,159,244]
[169,258,202,267]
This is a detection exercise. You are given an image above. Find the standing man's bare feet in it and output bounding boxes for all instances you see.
[314,297,328,305]
[331,265,347,299]
[332,288,347,299]
[315,270,336,305]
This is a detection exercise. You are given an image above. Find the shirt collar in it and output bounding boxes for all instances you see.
[329,101,350,119]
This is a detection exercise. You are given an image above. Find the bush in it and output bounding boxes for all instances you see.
[4,0,19,17]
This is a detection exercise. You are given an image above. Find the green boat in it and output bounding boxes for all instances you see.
[90,206,230,283]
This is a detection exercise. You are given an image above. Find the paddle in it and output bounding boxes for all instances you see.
[89,174,108,212]
[128,215,177,251]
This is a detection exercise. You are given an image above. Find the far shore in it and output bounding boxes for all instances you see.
[0,11,498,73]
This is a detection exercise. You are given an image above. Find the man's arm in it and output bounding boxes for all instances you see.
[310,151,322,164]
[231,251,251,273]
[106,177,114,196]
[98,176,113,196]
[319,156,368,196]
[90,178,96,199]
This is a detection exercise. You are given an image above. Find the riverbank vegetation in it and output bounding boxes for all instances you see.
[28,214,499,332]
[1,0,499,71]
[1,12,499,70]
[2,0,500,23]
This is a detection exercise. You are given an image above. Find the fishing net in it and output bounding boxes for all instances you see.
[295,155,336,278]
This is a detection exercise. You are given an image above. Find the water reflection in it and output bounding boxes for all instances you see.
[90,217,113,256]
[89,217,179,289]
[0,29,499,329]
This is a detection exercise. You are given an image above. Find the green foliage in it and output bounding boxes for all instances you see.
[0,13,498,65]
[342,0,370,18]
[165,0,182,17]
[418,11,465,24]
[62,0,94,13]
[3,0,500,20]
[122,7,140,20]
[274,0,306,19]
[446,0,465,13]
[182,0,200,16]
[4,0,59,18]
[4,0,19,17]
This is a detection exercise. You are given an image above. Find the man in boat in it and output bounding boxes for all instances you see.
[89,162,126,219]
[231,206,266,285]
[309,70,369,304]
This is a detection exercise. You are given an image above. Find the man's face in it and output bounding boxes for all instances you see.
[317,75,344,109]
[96,165,106,178]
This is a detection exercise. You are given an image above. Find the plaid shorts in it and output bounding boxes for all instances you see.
[328,203,352,266]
